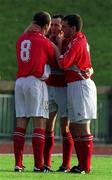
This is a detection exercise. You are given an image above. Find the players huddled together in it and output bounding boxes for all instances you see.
[13,11,97,174]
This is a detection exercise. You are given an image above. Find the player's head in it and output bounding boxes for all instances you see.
[33,11,51,34]
[50,14,64,37]
[62,14,83,37]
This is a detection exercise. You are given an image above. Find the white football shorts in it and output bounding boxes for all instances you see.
[15,76,49,118]
[48,86,67,118]
[67,78,97,122]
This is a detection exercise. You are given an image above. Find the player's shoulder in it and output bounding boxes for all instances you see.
[74,32,87,43]
[40,35,53,47]
[35,33,50,43]
[72,33,86,47]
[17,32,27,42]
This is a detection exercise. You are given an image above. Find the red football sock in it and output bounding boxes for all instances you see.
[74,136,82,167]
[32,128,45,170]
[80,134,93,172]
[13,127,26,168]
[44,131,54,167]
[62,132,73,169]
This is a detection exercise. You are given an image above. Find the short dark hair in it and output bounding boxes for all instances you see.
[33,11,51,28]
[63,14,83,31]
[52,14,64,19]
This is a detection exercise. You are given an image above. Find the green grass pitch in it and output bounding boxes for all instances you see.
[0,155,112,180]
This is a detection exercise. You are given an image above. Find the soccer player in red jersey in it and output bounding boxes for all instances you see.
[24,15,73,172]
[44,15,73,172]
[13,11,57,172]
[58,14,97,173]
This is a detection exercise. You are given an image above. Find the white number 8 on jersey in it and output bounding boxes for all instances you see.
[20,40,31,62]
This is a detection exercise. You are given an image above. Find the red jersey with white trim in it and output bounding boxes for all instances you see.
[46,37,70,87]
[16,31,56,79]
[58,32,93,83]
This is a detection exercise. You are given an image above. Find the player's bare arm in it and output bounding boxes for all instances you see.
[51,42,61,61]
[24,23,41,33]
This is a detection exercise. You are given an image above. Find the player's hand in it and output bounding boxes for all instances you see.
[56,31,64,44]
[55,31,64,51]
[52,42,60,61]
[83,67,94,77]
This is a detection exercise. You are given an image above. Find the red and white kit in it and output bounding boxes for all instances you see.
[59,32,97,122]
[15,31,55,118]
[45,38,70,117]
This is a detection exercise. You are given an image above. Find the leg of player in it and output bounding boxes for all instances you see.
[13,118,29,172]
[44,111,57,172]
[70,121,93,174]
[57,117,73,172]
[32,117,46,172]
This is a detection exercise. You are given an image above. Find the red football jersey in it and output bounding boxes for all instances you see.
[46,37,70,87]
[16,31,56,79]
[59,32,93,83]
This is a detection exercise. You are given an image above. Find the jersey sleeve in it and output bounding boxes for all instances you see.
[58,40,81,69]
[46,40,59,68]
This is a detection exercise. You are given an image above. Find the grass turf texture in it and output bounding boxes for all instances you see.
[0,0,112,85]
[0,155,112,180]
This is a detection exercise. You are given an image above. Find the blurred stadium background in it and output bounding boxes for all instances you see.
[0,0,112,153]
